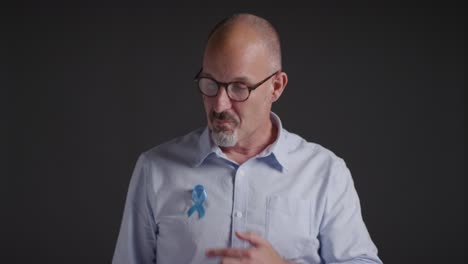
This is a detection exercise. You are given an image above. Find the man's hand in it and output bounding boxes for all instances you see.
[206,231,290,264]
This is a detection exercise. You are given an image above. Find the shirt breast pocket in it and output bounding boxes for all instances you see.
[266,195,317,260]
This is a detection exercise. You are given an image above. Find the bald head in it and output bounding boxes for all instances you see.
[204,13,282,71]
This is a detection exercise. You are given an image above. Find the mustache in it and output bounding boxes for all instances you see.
[211,111,238,122]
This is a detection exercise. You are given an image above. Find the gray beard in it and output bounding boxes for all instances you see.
[211,130,237,147]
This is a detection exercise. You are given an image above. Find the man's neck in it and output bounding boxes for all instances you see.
[221,120,278,165]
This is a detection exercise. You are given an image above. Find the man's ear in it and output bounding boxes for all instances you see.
[271,72,288,102]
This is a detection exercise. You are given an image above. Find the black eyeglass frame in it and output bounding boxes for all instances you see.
[194,68,280,102]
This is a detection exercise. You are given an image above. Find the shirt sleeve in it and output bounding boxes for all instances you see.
[318,158,383,264]
[112,154,158,264]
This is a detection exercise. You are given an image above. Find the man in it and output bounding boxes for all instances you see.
[113,13,382,264]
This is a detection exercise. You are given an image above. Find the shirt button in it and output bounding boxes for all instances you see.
[238,169,245,176]
[234,211,243,218]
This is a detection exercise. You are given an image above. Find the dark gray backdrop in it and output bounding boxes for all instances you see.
[5,6,464,264]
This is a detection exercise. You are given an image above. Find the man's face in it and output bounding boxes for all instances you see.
[201,30,276,147]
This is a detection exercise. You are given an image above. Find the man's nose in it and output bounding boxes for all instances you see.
[213,86,232,113]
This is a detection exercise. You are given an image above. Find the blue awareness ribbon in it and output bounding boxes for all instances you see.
[187,185,207,218]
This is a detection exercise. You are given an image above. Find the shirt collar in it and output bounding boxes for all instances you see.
[193,112,289,172]
[258,112,289,171]
[193,126,218,167]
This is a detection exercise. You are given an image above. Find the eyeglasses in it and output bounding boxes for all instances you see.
[194,68,279,102]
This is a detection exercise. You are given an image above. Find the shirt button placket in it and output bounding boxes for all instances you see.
[231,167,248,248]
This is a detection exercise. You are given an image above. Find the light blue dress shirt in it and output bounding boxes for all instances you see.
[112,113,382,264]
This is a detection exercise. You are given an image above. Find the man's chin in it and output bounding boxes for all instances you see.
[211,131,237,147]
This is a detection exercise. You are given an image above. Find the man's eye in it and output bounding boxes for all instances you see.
[206,82,218,90]
[230,83,247,90]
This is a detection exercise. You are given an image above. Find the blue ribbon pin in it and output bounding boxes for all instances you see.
[187,185,207,218]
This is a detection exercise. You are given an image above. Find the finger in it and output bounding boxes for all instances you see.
[205,248,248,258]
[235,231,266,247]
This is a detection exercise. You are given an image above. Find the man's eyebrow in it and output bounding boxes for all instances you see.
[199,72,252,83]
